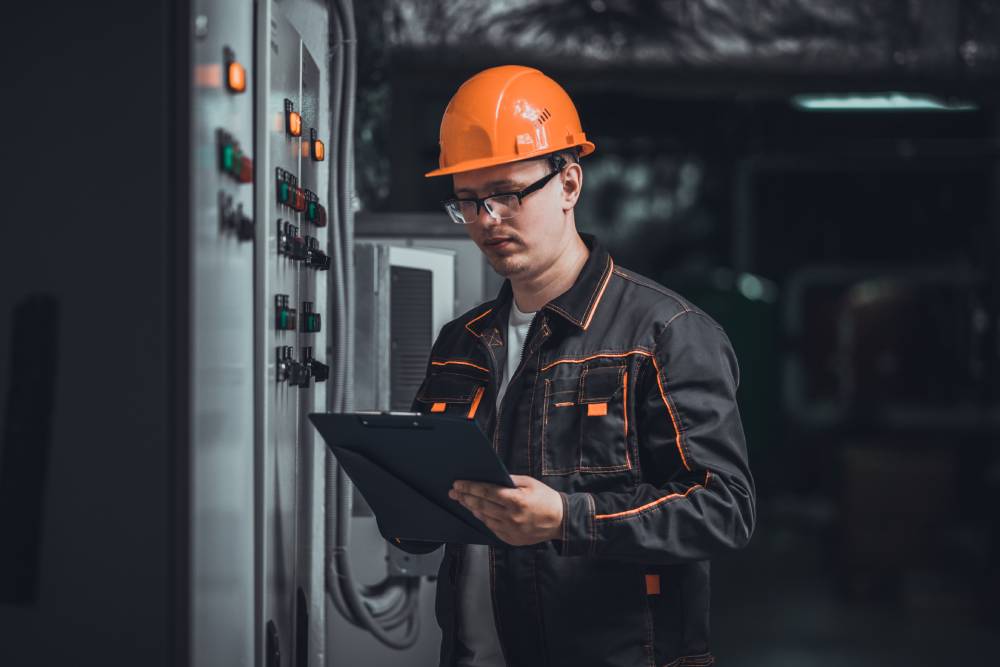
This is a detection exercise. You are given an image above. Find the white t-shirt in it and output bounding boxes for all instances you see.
[456,299,535,667]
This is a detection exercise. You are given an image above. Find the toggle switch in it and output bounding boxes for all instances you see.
[285,99,302,137]
[289,231,308,261]
[277,346,308,385]
[277,220,304,258]
[296,348,328,388]
[305,237,330,271]
[218,191,253,241]
[275,294,297,331]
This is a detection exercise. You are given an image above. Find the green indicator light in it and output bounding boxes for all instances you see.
[307,202,317,221]
[222,145,234,172]
[279,310,288,329]
[279,182,289,203]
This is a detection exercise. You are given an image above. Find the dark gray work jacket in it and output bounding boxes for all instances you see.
[393,233,756,667]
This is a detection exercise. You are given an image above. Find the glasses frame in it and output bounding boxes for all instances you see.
[442,154,568,224]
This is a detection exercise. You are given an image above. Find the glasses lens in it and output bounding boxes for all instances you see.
[483,194,519,220]
[444,200,476,224]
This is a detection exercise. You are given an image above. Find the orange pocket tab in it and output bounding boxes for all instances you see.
[645,574,660,595]
[587,402,608,417]
[430,402,447,413]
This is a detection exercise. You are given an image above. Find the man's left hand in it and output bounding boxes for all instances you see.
[449,475,564,546]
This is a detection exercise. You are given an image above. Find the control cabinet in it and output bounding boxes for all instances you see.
[255,5,329,666]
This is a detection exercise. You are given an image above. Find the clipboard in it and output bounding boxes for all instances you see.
[308,412,515,547]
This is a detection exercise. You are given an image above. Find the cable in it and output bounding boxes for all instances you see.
[323,0,421,650]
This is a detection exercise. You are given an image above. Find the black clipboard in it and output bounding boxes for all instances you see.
[308,412,515,547]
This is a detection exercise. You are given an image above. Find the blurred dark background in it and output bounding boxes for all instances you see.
[354,1,1000,663]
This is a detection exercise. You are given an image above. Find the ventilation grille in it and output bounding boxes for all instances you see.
[537,108,552,125]
[390,266,433,411]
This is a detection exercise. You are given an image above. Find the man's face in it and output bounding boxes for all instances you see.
[451,157,568,279]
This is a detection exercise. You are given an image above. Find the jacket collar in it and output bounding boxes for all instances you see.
[467,233,614,337]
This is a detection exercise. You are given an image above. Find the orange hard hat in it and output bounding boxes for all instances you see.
[425,65,596,178]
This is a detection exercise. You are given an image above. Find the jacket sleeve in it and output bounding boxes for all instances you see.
[379,337,446,556]
[553,310,756,563]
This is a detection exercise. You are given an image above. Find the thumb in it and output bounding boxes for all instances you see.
[510,474,535,488]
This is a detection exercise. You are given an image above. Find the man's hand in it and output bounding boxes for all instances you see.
[449,475,564,546]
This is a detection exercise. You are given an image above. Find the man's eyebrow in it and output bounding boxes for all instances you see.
[454,179,524,197]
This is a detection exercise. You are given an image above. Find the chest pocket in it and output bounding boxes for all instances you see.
[541,363,632,475]
[415,370,487,420]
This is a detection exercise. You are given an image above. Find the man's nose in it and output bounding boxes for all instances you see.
[476,202,500,226]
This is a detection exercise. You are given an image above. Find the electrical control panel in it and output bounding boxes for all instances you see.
[255,5,329,666]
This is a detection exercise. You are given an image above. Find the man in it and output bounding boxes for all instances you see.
[393,65,756,667]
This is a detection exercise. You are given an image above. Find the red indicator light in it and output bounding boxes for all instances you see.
[238,156,253,183]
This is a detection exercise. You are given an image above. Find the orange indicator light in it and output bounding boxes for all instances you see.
[227,61,246,93]
[287,111,302,137]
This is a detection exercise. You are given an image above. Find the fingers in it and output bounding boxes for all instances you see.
[450,489,506,519]
[453,480,524,508]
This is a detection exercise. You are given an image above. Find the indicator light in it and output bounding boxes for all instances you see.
[224,47,246,93]
[310,128,324,161]
[301,302,322,333]
[221,144,234,172]
[238,156,253,183]
[304,190,320,222]
[227,61,246,93]
[275,295,296,331]
[285,99,302,137]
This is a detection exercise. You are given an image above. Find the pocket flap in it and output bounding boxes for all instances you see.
[417,372,484,404]
[579,364,625,403]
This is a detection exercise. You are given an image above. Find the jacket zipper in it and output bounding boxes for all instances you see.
[476,310,548,666]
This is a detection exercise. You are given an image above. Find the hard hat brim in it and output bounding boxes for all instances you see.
[425,141,596,178]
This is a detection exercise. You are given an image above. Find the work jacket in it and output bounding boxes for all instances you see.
[393,233,756,667]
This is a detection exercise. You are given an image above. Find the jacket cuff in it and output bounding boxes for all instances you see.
[552,492,595,557]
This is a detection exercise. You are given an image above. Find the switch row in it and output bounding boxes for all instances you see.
[275,168,326,226]
[277,221,330,270]
[284,98,326,163]
[218,192,253,241]
[217,129,253,183]
[275,296,322,333]
[276,346,328,387]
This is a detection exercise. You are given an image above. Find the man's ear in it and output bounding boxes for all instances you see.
[560,162,583,211]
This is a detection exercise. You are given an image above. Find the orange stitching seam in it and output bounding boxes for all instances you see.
[466,386,484,419]
[581,256,614,330]
[594,471,710,520]
[651,356,691,471]
[623,370,630,466]
[431,359,490,374]
[464,308,493,337]
[540,349,653,372]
